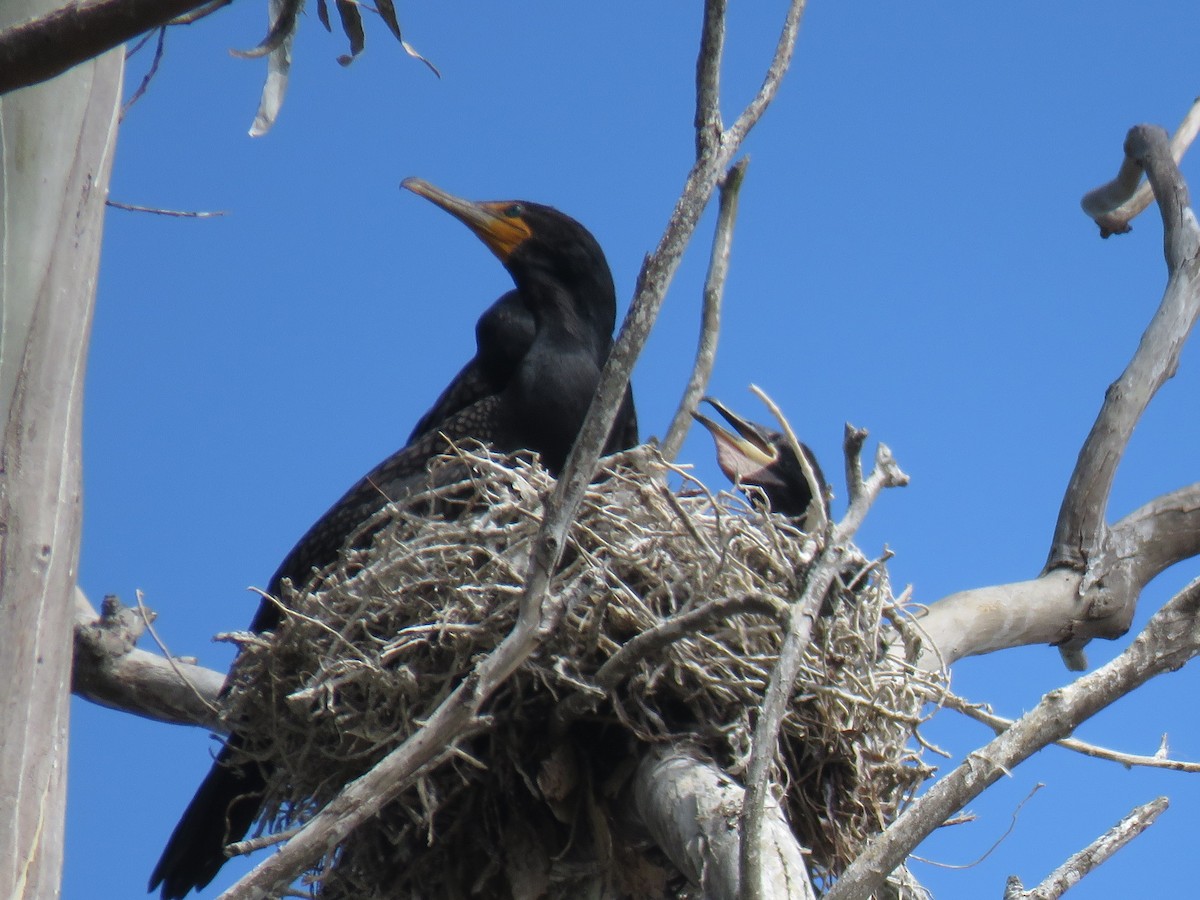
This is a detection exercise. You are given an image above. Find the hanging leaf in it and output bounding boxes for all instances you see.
[334,0,366,67]
[231,0,303,59]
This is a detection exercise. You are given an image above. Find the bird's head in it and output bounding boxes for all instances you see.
[692,396,827,522]
[401,178,616,339]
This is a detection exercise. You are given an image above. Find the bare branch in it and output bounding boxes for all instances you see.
[0,0,229,96]
[825,577,1200,900]
[72,590,225,731]
[1003,797,1169,900]
[106,199,227,218]
[1047,124,1200,575]
[914,481,1200,671]
[662,158,748,461]
[1082,98,1200,237]
[694,0,727,157]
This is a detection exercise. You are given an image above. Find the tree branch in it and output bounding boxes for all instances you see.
[1047,124,1200,575]
[1003,797,1169,900]
[661,158,747,461]
[912,481,1200,671]
[1082,97,1200,237]
[945,693,1200,773]
[826,576,1200,900]
[72,590,225,731]
[0,0,230,96]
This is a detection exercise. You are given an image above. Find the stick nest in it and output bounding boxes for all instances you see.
[221,443,943,898]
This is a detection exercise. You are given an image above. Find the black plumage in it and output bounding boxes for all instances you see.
[692,396,827,526]
[149,179,637,898]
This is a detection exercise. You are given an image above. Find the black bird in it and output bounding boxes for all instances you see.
[692,396,828,526]
[149,180,638,898]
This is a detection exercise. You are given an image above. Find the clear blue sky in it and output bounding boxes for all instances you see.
[69,2,1200,897]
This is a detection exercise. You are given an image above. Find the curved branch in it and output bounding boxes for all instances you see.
[1046,124,1200,574]
[1082,98,1200,237]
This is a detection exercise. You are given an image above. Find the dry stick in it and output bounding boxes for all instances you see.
[1082,97,1200,237]
[824,577,1200,900]
[739,439,908,900]
[216,4,811,897]
[1003,797,1169,900]
[106,199,226,218]
[661,158,748,461]
[0,0,232,95]
[945,694,1200,773]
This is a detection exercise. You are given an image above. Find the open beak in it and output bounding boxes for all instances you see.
[691,397,778,482]
[401,177,533,262]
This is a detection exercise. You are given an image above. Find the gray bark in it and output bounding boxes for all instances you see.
[0,13,122,895]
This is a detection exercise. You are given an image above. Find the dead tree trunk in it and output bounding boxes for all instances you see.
[0,2,121,892]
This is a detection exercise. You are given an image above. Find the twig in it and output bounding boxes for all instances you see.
[106,199,227,218]
[120,26,166,120]
[1003,797,1169,900]
[661,158,748,461]
[912,784,1043,870]
[945,693,1200,773]
[740,441,907,900]
[134,590,223,718]
[694,0,727,157]
[824,577,1200,900]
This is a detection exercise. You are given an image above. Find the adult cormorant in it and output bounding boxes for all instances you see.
[149,180,638,898]
[692,396,827,526]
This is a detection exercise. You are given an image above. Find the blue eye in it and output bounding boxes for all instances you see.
[503,203,524,218]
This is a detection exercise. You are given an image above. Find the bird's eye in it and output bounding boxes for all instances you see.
[503,203,525,218]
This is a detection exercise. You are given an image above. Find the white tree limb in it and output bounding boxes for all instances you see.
[72,590,225,731]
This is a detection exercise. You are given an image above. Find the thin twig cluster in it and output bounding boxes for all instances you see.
[218,443,942,897]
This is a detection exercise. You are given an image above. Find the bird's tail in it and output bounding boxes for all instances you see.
[148,736,268,899]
